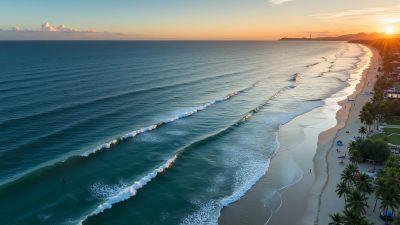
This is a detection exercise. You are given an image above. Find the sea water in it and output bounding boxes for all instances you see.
[0,41,370,225]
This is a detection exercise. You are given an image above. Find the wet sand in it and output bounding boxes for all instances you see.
[314,46,380,225]
[218,44,378,225]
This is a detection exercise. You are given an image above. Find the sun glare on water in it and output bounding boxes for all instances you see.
[385,26,396,35]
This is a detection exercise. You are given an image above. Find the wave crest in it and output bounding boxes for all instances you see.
[79,155,177,224]
[81,82,259,157]
[78,84,294,223]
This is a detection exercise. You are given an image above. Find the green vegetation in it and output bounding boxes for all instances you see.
[334,39,400,225]
[369,128,400,146]
[358,47,400,131]
[349,139,391,163]
[329,163,374,225]
[385,118,400,125]
[329,156,400,225]
[383,100,400,119]
[375,156,400,223]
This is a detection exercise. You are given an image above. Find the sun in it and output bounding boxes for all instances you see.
[385,26,396,35]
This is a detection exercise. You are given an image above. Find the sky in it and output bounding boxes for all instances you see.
[1,0,400,40]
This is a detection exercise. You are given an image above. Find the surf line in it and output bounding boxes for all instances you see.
[81,81,260,157]
[79,83,296,224]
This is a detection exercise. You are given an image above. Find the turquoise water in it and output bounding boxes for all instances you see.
[0,41,367,225]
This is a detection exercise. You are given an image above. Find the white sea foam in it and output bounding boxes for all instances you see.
[181,200,220,225]
[178,94,320,225]
[98,43,368,225]
[80,83,257,157]
[221,160,270,207]
[78,81,305,224]
[89,182,127,199]
[181,132,278,225]
[78,155,177,224]
[178,83,328,225]
[180,160,271,225]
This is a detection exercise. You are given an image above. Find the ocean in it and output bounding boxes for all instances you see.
[0,41,369,225]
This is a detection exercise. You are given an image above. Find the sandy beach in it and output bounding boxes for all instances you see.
[313,46,381,224]
[219,44,380,225]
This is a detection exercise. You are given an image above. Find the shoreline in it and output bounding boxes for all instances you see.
[313,45,380,224]
[218,44,378,225]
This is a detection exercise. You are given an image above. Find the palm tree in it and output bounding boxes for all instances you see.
[341,208,362,225]
[381,187,400,213]
[348,141,357,149]
[378,190,398,222]
[341,168,354,188]
[341,164,358,187]
[365,114,374,132]
[359,110,368,126]
[373,176,384,212]
[358,126,367,139]
[356,174,372,193]
[376,168,400,217]
[347,163,358,173]
[358,218,375,225]
[383,168,400,196]
[329,213,343,225]
[349,149,362,164]
[346,190,369,216]
[359,109,374,132]
[374,100,386,130]
[341,207,373,225]
[336,181,350,202]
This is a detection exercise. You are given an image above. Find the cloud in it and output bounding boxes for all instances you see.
[312,6,400,25]
[269,0,294,5]
[41,22,58,32]
[0,22,126,40]
[40,22,97,33]
[9,21,102,34]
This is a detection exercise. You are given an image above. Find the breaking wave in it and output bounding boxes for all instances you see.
[81,82,259,157]
[78,155,177,224]
[78,84,295,224]
[181,160,271,225]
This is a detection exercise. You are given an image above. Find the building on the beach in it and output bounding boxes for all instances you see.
[385,87,400,99]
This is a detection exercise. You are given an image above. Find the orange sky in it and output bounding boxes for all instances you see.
[1,0,400,40]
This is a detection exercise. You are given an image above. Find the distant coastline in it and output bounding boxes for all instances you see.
[280,32,400,42]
